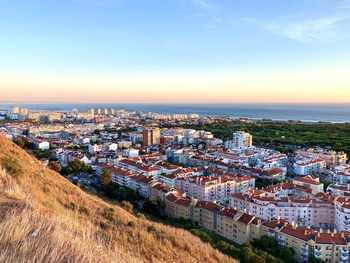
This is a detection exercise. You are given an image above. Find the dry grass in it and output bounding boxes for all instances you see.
[0,134,237,263]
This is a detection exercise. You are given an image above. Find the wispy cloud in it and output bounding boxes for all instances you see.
[264,14,350,44]
[185,0,226,25]
[191,0,210,10]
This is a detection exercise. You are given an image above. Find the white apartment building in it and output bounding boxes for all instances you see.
[88,144,102,154]
[293,157,326,176]
[329,164,350,185]
[226,131,253,149]
[32,139,50,150]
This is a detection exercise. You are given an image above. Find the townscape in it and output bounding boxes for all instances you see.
[1,105,350,263]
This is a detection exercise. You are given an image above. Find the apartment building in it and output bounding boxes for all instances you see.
[293,157,326,176]
[118,158,161,177]
[231,131,253,149]
[230,189,334,229]
[298,148,347,167]
[175,176,235,205]
[143,128,160,146]
[293,175,324,195]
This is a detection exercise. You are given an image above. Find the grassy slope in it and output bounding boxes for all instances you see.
[0,134,236,263]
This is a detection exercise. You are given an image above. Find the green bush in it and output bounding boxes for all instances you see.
[147,224,159,233]
[79,206,91,216]
[102,208,116,222]
[136,213,146,219]
[100,221,113,230]
[1,156,22,177]
[69,202,77,211]
[127,221,136,227]
[121,200,133,213]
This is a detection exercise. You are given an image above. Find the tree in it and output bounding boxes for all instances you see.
[48,161,61,172]
[322,181,332,192]
[100,168,112,185]
[14,137,34,149]
[309,254,326,263]
[156,196,166,211]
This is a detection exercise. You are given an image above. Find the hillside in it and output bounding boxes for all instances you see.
[0,134,237,263]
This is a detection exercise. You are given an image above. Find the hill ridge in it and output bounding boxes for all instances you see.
[0,134,236,263]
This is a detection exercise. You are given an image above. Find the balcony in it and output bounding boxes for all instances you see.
[301,245,308,255]
[314,251,322,259]
[314,247,322,259]
[300,254,308,262]
[341,254,349,261]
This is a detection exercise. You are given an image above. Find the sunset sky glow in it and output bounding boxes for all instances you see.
[1,0,350,103]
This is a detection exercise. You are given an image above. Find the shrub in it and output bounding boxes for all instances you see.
[102,208,116,222]
[147,224,158,233]
[68,202,77,211]
[48,161,61,173]
[136,213,146,219]
[127,221,136,228]
[79,206,91,216]
[100,221,113,230]
[121,201,133,213]
[41,187,50,193]
[1,156,22,177]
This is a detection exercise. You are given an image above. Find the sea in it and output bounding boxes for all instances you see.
[1,103,350,123]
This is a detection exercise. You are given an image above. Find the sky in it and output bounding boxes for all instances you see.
[0,0,350,103]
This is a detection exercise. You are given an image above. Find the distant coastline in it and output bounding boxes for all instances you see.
[0,103,350,123]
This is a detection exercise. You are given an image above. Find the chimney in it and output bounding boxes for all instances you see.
[341,232,345,238]
[291,221,295,227]
[320,228,323,233]
[327,229,331,233]
[334,229,337,234]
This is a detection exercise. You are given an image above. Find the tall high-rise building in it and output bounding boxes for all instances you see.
[103,108,108,115]
[232,131,252,149]
[89,108,95,115]
[72,108,79,115]
[96,108,101,114]
[10,105,20,114]
[19,108,28,115]
[110,108,115,115]
[143,128,160,146]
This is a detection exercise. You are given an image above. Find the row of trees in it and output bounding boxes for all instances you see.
[60,159,94,175]
[163,121,350,155]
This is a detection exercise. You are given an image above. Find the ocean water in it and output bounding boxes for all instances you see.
[1,103,350,123]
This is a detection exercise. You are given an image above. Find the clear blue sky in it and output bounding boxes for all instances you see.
[1,0,350,103]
